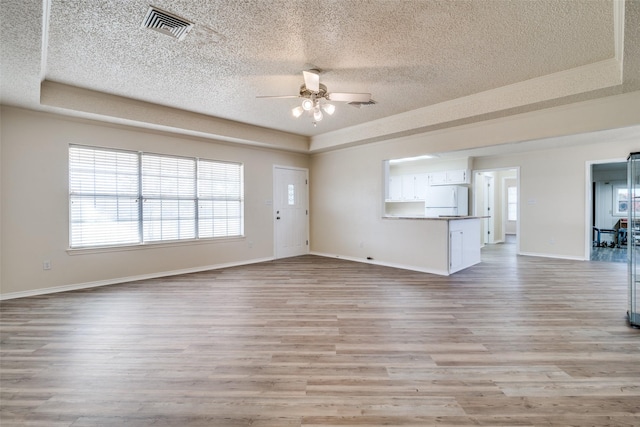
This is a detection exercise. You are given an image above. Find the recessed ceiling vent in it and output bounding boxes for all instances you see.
[348,100,377,108]
[142,6,194,41]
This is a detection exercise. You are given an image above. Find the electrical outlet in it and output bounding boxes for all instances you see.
[43,260,51,270]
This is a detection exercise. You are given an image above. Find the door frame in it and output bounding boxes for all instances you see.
[473,167,520,253]
[585,158,627,260]
[273,165,310,259]
[484,174,495,244]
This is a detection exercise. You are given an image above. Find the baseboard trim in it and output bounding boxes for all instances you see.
[309,251,450,276]
[0,257,275,301]
[518,251,586,261]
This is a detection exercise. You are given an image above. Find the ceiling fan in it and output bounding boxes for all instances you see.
[257,69,375,125]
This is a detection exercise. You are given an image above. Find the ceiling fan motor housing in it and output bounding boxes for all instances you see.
[300,83,327,99]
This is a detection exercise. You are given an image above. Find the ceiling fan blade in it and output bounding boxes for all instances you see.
[256,95,300,99]
[302,70,320,93]
[326,92,371,103]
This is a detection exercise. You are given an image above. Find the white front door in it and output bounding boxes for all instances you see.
[274,166,309,259]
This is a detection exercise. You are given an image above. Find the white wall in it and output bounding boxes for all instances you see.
[389,157,471,176]
[0,107,309,297]
[2,91,640,296]
[461,144,636,258]
[311,97,640,265]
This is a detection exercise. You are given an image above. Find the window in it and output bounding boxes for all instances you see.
[142,154,197,242]
[287,184,295,205]
[613,185,639,216]
[69,145,243,248]
[507,186,517,221]
[197,159,244,238]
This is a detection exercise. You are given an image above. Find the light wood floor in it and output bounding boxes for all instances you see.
[2,242,639,426]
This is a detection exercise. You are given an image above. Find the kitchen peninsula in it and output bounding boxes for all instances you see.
[382,215,482,275]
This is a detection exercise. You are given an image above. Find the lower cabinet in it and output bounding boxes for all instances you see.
[449,219,481,274]
[449,230,464,272]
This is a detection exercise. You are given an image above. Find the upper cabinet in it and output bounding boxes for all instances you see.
[428,169,470,186]
[387,173,429,201]
[388,175,403,200]
[403,173,429,200]
[386,170,468,201]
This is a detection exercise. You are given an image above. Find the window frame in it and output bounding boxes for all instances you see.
[613,184,636,217]
[69,144,244,250]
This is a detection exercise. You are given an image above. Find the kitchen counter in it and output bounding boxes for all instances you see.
[380,215,483,274]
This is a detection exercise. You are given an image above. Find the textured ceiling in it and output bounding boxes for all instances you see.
[0,0,636,149]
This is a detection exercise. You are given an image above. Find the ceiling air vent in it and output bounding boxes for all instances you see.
[348,100,378,108]
[142,6,194,41]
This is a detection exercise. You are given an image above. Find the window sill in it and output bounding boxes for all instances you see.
[67,236,245,256]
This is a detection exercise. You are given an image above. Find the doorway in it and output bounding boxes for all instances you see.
[589,161,627,263]
[474,168,519,249]
[273,166,309,259]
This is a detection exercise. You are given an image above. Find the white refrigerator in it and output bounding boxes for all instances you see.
[424,185,468,217]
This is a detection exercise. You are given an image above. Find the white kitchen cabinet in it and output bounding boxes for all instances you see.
[429,171,447,186]
[429,169,470,186]
[448,218,481,273]
[388,173,430,201]
[413,173,429,200]
[401,174,415,200]
[388,176,403,200]
[403,173,430,200]
[449,230,464,272]
[446,169,469,184]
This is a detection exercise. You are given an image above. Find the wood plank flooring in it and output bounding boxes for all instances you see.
[2,242,639,426]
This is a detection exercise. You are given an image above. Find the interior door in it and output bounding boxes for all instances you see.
[274,166,309,259]
[484,175,495,244]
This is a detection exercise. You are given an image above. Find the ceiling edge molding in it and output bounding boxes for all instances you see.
[615,0,625,64]
[40,0,51,81]
[310,90,640,158]
[39,80,310,153]
[310,58,623,152]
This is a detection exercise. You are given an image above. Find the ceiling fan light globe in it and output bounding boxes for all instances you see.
[322,103,335,115]
[292,106,304,118]
[301,99,314,111]
[313,109,323,121]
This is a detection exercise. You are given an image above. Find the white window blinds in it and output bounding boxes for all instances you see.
[69,145,244,249]
[142,154,196,242]
[198,160,244,238]
[69,146,140,248]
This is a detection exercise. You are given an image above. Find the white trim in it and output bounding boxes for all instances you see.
[614,0,625,64]
[311,57,623,151]
[67,235,245,256]
[0,257,274,301]
[40,0,51,81]
[518,251,586,262]
[472,167,521,254]
[310,251,450,276]
[585,157,628,260]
